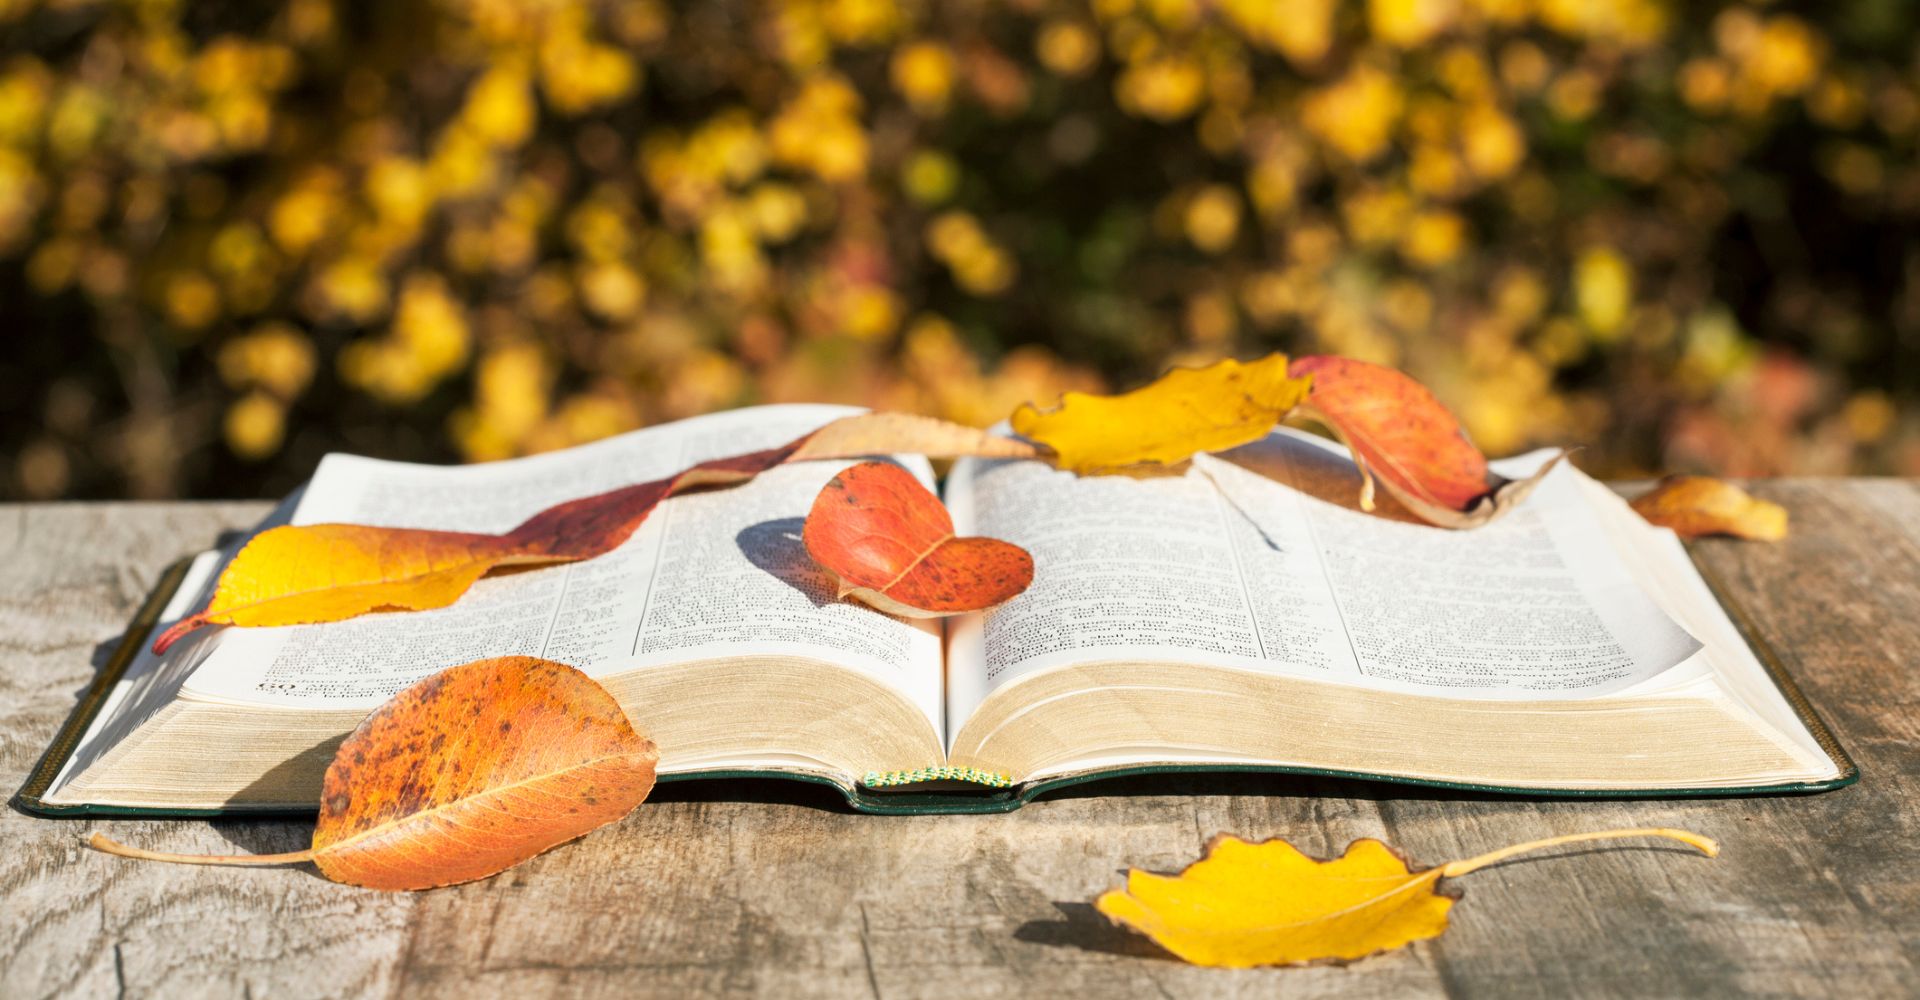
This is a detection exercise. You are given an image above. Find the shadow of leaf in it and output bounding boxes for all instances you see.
[1013,901,1178,961]
[734,516,834,609]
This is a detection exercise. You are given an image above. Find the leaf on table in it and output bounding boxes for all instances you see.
[88,656,659,891]
[1629,475,1788,541]
[1096,827,1718,969]
[1010,354,1312,474]
[803,461,1033,617]
[1287,355,1570,529]
[153,412,1038,651]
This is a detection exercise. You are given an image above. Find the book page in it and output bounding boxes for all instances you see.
[179,405,944,733]
[944,429,1700,738]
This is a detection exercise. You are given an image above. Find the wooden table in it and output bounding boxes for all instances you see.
[2,485,1916,998]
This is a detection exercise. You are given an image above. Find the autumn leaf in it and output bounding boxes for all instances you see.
[89,656,658,891]
[154,412,1037,651]
[1096,827,1717,968]
[1010,354,1312,474]
[1630,475,1788,541]
[1288,355,1569,528]
[803,461,1033,617]
[1008,353,1559,530]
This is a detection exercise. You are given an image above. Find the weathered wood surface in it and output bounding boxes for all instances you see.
[1,485,1916,999]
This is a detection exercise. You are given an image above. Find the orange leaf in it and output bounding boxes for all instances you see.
[803,461,1033,617]
[154,412,1036,651]
[1288,355,1569,528]
[1630,475,1788,541]
[1097,828,1718,968]
[88,656,659,891]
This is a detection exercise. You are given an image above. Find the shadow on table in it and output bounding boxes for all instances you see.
[1028,770,1516,803]
[642,770,1537,812]
[1013,902,1179,961]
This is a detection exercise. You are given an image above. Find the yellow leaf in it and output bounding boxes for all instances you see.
[1011,355,1311,474]
[1097,828,1717,968]
[1630,475,1788,541]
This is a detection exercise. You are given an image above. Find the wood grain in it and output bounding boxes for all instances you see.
[2,486,1917,998]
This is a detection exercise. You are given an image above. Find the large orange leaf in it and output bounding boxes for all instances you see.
[1010,355,1312,474]
[88,656,658,891]
[802,461,1033,617]
[153,412,1037,651]
[1288,355,1569,528]
[1096,827,1717,968]
[1629,475,1788,541]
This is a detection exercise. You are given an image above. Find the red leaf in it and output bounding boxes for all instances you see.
[802,461,1034,618]
[1288,356,1568,528]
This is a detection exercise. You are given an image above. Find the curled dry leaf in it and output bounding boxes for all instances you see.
[803,461,1033,618]
[154,412,1037,651]
[89,656,658,891]
[1288,355,1570,529]
[1096,827,1718,969]
[1630,475,1788,541]
[1010,355,1312,475]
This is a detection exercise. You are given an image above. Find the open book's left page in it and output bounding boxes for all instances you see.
[172,404,945,733]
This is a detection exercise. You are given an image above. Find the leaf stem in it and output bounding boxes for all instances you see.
[1439,827,1718,879]
[87,832,315,867]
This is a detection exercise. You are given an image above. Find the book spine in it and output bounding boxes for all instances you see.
[861,766,1014,789]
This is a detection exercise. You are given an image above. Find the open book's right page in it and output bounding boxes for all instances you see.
[943,429,1702,742]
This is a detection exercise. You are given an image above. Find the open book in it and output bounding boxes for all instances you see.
[22,404,1854,816]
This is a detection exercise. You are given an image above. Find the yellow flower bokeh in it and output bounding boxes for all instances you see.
[1,0,1915,500]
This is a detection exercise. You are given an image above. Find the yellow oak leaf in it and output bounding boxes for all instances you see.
[1630,475,1788,541]
[1096,827,1717,968]
[1010,355,1311,474]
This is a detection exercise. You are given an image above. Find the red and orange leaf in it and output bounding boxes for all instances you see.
[1288,355,1568,529]
[154,413,1037,651]
[1630,475,1788,541]
[88,656,659,891]
[310,656,656,890]
[802,461,1033,618]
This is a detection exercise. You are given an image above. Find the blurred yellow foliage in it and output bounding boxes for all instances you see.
[1,0,1916,499]
[1304,65,1404,162]
[892,41,957,115]
[1575,248,1633,339]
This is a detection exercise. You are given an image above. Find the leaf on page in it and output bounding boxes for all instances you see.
[152,412,1038,651]
[1010,355,1312,474]
[1095,827,1718,968]
[1629,475,1788,541]
[1007,353,1560,530]
[803,461,1033,617]
[1287,355,1570,529]
[88,656,658,891]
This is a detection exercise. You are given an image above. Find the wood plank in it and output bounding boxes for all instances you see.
[1,485,1916,998]
[0,504,417,999]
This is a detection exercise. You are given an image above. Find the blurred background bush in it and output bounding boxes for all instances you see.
[2,0,1916,501]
